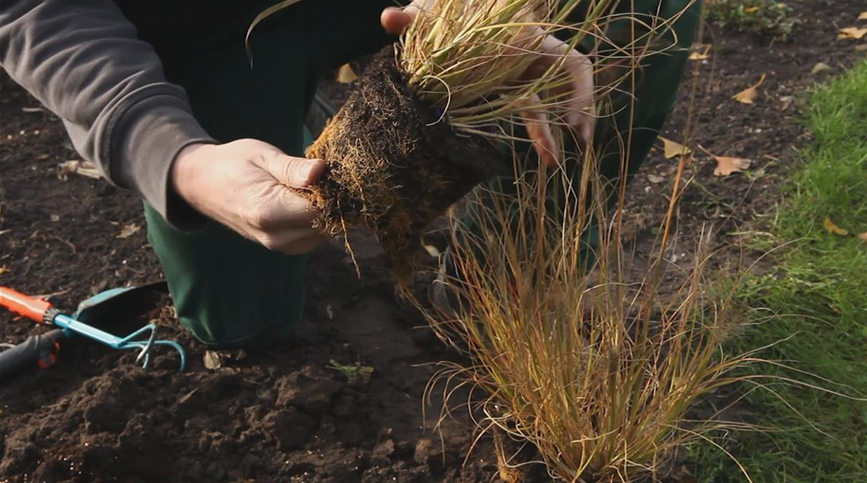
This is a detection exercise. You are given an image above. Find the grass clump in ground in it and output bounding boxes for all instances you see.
[422,135,760,481]
[690,60,867,482]
[704,0,798,38]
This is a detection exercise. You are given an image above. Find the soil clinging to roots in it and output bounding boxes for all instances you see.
[304,47,506,286]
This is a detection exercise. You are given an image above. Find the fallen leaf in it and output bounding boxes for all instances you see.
[700,146,751,176]
[116,223,141,239]
[733,74,766,104]
[659,136,692,159]
[779,95,795,111]
[860,12,867,20]
[0,266,9,275]
[713,156,751,176]
[204,351,223,370]
[689,44,711,61]
[337,63,358,83]
[838,27,867,40]
[744,6,759,14]
[824,218,849,236]
[811,62,831,75]
[859,232,867,242]
[647,174,665,184]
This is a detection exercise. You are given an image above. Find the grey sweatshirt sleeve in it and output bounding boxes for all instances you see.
[0,0,215,227]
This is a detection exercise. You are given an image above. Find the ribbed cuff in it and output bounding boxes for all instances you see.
[104,85,215,230]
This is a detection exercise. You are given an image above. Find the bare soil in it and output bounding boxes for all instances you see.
[1,3,865,482]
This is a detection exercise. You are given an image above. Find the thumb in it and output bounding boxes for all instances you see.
[264,154,326,189]
[381,0,432,34]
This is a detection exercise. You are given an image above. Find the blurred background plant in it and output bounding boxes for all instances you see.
[704,0,799,38]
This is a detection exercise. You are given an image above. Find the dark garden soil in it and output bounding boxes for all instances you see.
[1,2,865,482]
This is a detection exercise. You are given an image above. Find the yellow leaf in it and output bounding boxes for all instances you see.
[204,351,223,370]
[659,137,692,159]
[689,44,710,61]
[732,74,766,104]
[823,218,849,236]
[838,27,867,40]
[337,63,358,84]
[712,156,752,177]
[116,223,141,239]
[810,62,831,75]
[744,6,760,13]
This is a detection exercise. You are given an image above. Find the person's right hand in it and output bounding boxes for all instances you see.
[170,139,328,255]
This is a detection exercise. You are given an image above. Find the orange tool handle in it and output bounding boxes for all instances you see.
[0,287,54,323]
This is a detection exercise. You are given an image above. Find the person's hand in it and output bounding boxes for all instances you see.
[171,140,328,255]
[381,1,595,166]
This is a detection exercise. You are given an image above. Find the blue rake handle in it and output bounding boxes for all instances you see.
[53,313,186,370]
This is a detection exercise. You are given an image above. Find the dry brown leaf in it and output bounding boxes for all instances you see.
[116,223,141,239]
[811,62,831,75]
[688,44,710,61]
[838,27,867,40]
[204,351,223,370]
[647,174,665,184]
[337,63,358,84]
[713,156,752,176]
[859,12,867,20]
[0,266,9,276]
[733,74,766,104]
[659,137,692,159]
[823,218,849,236]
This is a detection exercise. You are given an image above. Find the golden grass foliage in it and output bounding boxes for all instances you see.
[422,146,758,481]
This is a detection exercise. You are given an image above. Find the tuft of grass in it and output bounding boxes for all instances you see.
[704,0,799,38]
[690,61,867,482]
[422,138,760,481]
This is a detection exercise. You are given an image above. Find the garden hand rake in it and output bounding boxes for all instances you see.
[0,283,186,379]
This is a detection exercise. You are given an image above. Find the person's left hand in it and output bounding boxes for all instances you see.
[381,1,595,167]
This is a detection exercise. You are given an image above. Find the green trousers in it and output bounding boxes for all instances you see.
[144,0,701,348]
